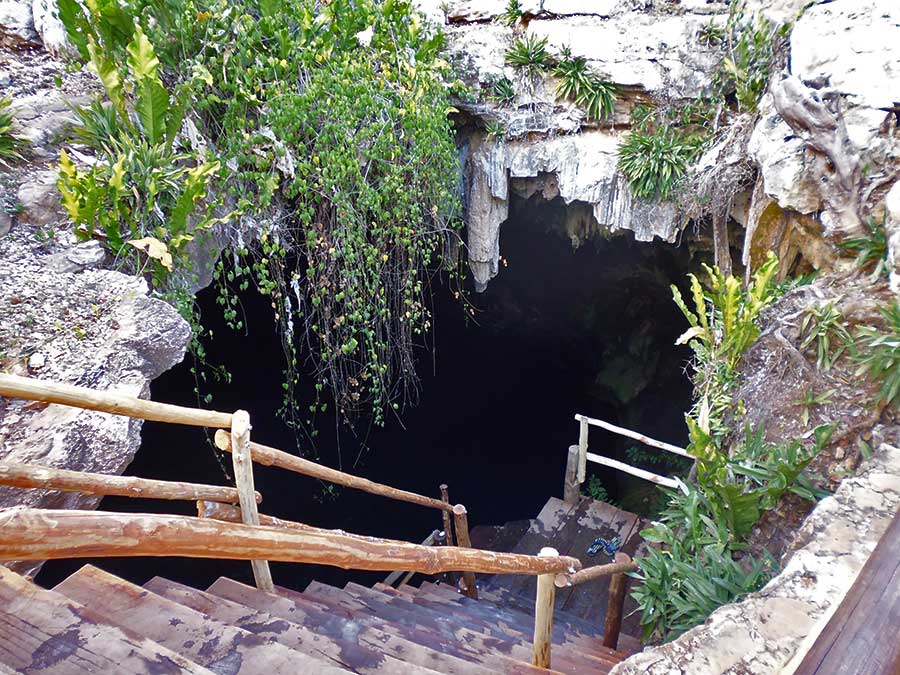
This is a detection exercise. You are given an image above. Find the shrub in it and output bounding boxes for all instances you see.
[504,34,551,78]
[0,96,25,166]
[617,126,701,201]
[840,217,888,279]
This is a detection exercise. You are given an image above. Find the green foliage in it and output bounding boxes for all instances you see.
[625,444,692,474]
[671,253,780,443]
[56,27,223,287]
[552,52,616,122]
[490,77,516,106]
[0,96,25,166]
[95,0,462,427]
[485,119,506,140]
[583,475,611,503]
[840,218,888,279]
[634,425,832,641]
[853,302,900,407]
[504,34,551,78]
[617,126,700,200]
[498,0,522,27]
[697,18,726,47]
[799,302,854,371]
[56,0,136,61]
[794,388,835,428]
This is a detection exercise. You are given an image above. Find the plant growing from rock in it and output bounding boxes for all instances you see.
[799,302,854,371]
[504,34,552,79]
[840,217,888,279]
[553,50,616,121]
[490,77,516,106]
[617,123,702,201]
[853,302,900,406]
[0,96,25,167]
[498,0,523,27]
[485,119,506,140]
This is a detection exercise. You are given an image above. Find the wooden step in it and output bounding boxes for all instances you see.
[206,577,495,675]
[302,581,561,675]
[145,576,435,675]
[397,582,627,662]
[339,582,614,675]
[53,565,350,674]
[0,565,212,675]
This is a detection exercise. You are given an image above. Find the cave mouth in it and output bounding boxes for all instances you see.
[36,195,694,592]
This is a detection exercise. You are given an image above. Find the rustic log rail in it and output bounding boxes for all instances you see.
[213,430,451,513]
[0,374,638,668]
[0,508,582,578]
[566,412,690,503]
[0,462,260,504]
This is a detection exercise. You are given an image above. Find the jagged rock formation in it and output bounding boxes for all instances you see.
[426,0,728,289]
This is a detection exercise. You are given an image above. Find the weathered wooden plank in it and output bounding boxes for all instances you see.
[0,372,232,428]
[208,577,498,675]
[0,565,214,675]
[452,504,478,599]
[53,565,349,674]
[533,548,558,669]
[230,410,274,592]
[339,582,606,675]
[214,429,452,513]
[794,508,900,674]
[0,461,258,503]
[585,452,680,488]
[0,508,580,577]
[146,577,434,675]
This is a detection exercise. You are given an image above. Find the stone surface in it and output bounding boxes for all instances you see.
[0,230,192,576]
[749,0,900,234]
[465,130,678,289]
[611,438,900,675]
[32,0,71,58]
[16,169,63,225]
[886,181,900,295]
[0,0,37,42]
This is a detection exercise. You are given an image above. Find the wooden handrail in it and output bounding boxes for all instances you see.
[0,508,582,577]
[213,429,452,513]
[554,556,638,588]
[0,461,260,504]
[586,452,680,489]
[0,373,232,428]
[575,413,690,458]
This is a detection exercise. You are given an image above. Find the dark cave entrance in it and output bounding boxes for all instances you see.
[37,195,694,593]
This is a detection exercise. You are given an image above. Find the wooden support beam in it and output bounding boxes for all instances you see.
[602,553,631,650]
[586,452,680,489]
[230,411,273,592]
[439,484,455,546]
[554,555,638,588]
[0,462,259,504]
[214,429,452,513]
[0,508,582,577]
[577,417,589,484]
[532,547,558,669]
[563,445,581,505]
[452,504,478,599]
[0,373,232,429]
[575,413,690,458]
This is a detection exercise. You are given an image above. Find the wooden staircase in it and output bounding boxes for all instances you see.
[0,562,633,674]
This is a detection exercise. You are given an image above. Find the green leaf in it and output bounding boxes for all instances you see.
[126,25,160,82]
[136,78,169,145]
[87,38,125,115]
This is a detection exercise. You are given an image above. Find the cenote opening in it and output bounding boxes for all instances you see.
[37,197,695,593]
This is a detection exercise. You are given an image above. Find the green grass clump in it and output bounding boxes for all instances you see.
[504,34,551,78]
[553,53,617,121]
[617,126,700,200]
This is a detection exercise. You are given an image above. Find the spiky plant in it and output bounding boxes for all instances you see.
[578,77,616,121]
[504,34,551,79]
[617,127,699,200]
[854,302,900,406]
[0,96,25,166]
[498,0,522,27]
[485,119,506,140]
[491,77,516,106]
[553,54,591,101]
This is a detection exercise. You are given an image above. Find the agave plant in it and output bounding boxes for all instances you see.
[504,34,551,78]
[490,77,516,106]
[553,54,616,121]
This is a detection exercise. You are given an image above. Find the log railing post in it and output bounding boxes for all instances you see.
[452,504,478,599]
[439,484,455,547]
[563,445,581,505]
[230,410,274,592]
[602,552,630,650]
[533,547,558,669]
[577,417,589,484]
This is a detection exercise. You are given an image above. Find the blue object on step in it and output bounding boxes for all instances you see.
[587,537,606,556]
[587,535,622,558]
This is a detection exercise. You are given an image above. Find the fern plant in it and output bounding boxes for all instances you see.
[504,34,551,78]
[0,96,25,166]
